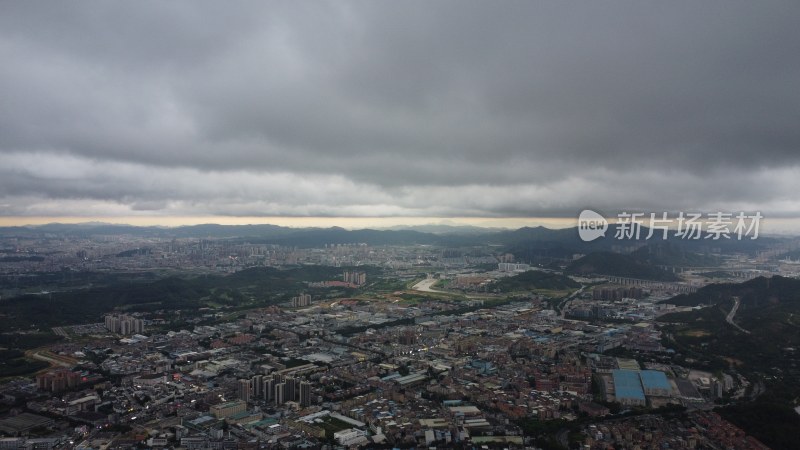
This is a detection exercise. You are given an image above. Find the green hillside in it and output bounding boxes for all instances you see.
[565,252,680,281]
[631,242,719,267]
[490,270,580,292]
[662,275,800,307]
[658,276,800,450]
[0,266,376,330]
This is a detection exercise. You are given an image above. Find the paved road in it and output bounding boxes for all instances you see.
[726,296,750,334]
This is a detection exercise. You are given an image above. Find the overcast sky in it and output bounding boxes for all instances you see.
[1,1,799,227]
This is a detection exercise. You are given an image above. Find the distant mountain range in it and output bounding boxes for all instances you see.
[375,224,508,234]
[0,222,787,257]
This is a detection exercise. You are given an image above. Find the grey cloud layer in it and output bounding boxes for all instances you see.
[1,1,799,218]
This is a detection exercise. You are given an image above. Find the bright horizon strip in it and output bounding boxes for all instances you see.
[0,216,577,230]
[1,215,799,234]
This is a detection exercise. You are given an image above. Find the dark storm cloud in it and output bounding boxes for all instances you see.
[1,1,800,218]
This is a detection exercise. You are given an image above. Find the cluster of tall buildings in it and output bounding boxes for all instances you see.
[592,286,644,301]
[342,270,366,285]
[238,374,312,407]
[104,314,145,335]
[498,253,516,263]
[497,262,531,272]
[290,293,311,307]
[36,369,81,393]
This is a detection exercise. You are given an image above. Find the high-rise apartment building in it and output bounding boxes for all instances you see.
[300,381,312,407]
[238,379,251,403]
[275,382,286,405]
[104,314,144,335]
[290,293,311,307]
[343,271,366,285]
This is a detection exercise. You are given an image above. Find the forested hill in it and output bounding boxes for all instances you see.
[657,275,800,450]
[662,275,800,308]
[489,270,580,292]
[565,251,680,281]
[0,266,373,330]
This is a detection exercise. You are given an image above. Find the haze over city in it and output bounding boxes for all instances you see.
[2,1,800,229]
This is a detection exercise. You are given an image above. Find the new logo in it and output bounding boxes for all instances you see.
[578,209,608,242]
